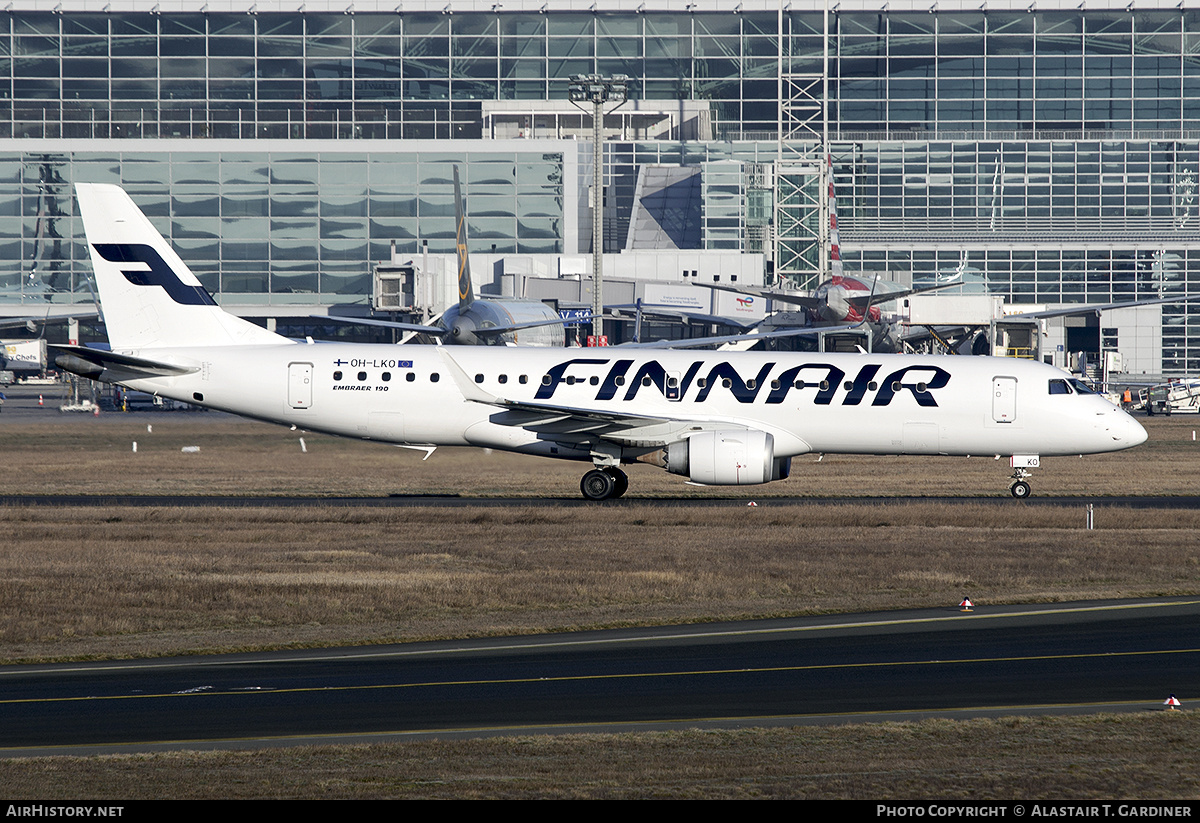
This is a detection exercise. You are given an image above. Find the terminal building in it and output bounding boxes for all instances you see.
[0,0,1197,373]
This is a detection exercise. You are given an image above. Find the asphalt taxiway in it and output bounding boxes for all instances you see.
[3,492,1200,508]
[1,598,1195,757]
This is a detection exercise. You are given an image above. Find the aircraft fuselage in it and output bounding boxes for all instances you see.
[113,344,1144,463]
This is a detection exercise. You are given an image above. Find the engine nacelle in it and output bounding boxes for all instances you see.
[660,430,790,486]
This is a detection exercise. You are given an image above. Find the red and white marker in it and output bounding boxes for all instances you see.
[1165,694,1182,711]
[37,394,43,406]
[959,598,974,612]
[746,501,758,507]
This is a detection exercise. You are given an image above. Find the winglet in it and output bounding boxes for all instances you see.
[437,347,501,405]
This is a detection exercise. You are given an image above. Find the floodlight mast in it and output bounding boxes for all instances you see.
[568,73,630,345]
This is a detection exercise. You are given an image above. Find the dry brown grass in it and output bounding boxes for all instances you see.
[2,413,1200,498]
[1,502,1198,663]
[2,713,1198,799]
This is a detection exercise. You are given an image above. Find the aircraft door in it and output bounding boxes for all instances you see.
[288,362,313,409]
[992,376,1016,423]
[665,372,683,401]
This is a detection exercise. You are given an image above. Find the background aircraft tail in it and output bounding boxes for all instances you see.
[452,166,475,313]
[827,153,844,281]
[75,183,286,350]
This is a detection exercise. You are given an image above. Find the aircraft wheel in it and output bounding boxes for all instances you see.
[581,468,617,501]
[1010,480,1031,499]
[604,467,629,498]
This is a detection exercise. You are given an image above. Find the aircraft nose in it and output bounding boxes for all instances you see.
[1106,409,1148,448]
[1124,414,1149,447]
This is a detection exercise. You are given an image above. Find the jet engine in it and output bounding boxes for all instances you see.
[644,430,790,486]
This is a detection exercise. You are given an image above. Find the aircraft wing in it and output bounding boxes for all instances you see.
[606,302,757,330]
[51,344,199,383]
[694,282,819,310]
[309,315,448,335]
[309,312,591,338]
[622,322,864,349]
[437,348,741,444]
[0,309,100,332]
[1000,294,1200,322]
[481,397,674,438]
[845,280,960,311]
[473,390,756,446]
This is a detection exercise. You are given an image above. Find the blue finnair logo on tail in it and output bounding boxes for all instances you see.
[92,243,217,307]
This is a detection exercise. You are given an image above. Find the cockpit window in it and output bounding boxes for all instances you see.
[1049,378,1097,396]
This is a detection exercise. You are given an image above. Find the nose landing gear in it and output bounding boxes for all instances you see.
[1006,455,1039,498]
[1009,474,1032,498]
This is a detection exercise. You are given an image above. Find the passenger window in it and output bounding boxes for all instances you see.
[406,372,415,382]
[498,374,508,384]
[382,372,391,382]
[333,371,342,381]
[357,371,367,381]
[430,373,440,383]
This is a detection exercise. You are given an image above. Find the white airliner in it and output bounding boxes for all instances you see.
[55,183,1148,500]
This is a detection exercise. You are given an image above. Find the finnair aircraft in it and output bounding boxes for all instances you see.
[56,183,1147,500]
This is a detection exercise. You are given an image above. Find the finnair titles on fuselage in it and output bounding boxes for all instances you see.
[59,182,1148,500]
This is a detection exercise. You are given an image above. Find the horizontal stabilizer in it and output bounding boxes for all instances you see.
[51,344,198,383]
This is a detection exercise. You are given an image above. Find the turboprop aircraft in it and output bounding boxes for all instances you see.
[315,166,584,347]
[55,183,1148,500]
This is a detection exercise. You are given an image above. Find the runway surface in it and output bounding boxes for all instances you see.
[3,492,1200,508]
[2,598,1195,757]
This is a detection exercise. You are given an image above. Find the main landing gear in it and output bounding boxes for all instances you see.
[580,466,629,501]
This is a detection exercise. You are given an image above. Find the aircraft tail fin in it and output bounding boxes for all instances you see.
[827,154,844,281]
[75,183,286,350]
[452,166,475,312]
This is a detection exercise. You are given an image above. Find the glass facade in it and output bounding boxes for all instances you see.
[0,8,781,140]
[2,1,1200,372]
[1,144,570,306]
